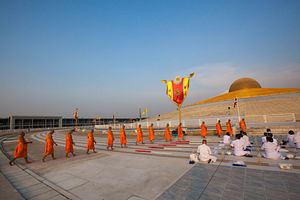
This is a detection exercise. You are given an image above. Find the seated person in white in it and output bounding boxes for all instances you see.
[261,136,284,160]
[241,131,251,147]
[267,132,278,146]
[294,132,300,149]
[231,134,251,156]
[223,132,231,145]
[261,132,268,145]
[286,130,295,147]
[197,140,217,163]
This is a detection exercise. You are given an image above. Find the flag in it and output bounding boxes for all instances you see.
[165,76,191,106]
[233,98,238,108]
[141,108,148,116]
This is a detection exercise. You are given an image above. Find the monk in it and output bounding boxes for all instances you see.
[177,123,184,140]
[164,123,172,142]
[65,129,75,158]
[136,124,144,145]
[42,130,58,162]
[200,121,207,138]
[216,120,223,137]
[9,132,32,166]
[240,118,247,132]
[226,119,233,136]
[148,123,155,144]
[107,126,114,150]
[87,129,96,154]
[120,125,127,148]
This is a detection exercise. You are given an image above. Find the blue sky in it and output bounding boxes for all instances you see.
[1,0,300,118]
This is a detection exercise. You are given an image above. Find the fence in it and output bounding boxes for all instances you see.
[94,113,297,129]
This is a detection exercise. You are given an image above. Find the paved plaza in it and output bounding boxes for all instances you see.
[0,130,300,200]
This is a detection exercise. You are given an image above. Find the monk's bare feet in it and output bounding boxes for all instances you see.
[42,158,45,162]
[93,151,97,153]
[86,152,89,154]
[52,157,56,160]
[9,161,13,166]
[26,161,32,164]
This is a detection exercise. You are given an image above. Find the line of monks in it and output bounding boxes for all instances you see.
[200,118,247,138]
[9,119,246,165]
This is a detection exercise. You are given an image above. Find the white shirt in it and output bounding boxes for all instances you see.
[223,135,231,145]
[261,142,281,160]
[294,132,300,148]
[261,136,266,144]
[287,134,295,147]
[241,135,250,147]
[273,138,278,146]
[231,139,248,156]
[197,144,212,162]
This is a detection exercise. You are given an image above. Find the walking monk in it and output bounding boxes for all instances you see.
[240,118,247,132]
[200,121,207,138]
[120,125,127,148]
[136,124,144,145]
[9,132,32,166]
[65,129,75,158]
[87,129,96,154]
[42,130,58,162]
[177,123,184,140]
[148,123,155,144]
[107,127,114,150]
[164,123,172,142]
[226,119,233,136]
[216,120,223,137]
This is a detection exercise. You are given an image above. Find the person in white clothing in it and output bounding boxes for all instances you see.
[261,136,285,160]
[267,133,278,146]
[241,131,251,147]
[294,131,300,148]
[284,130,295,147]
[223,132,231,145]
[197,140,217,163]
[231,134,251,157]
[261,132,268,145]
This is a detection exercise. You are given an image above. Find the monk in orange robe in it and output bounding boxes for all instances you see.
[164,123,172,142]
[107,127,114,150]
[240,118,247,132]
[9,132,32,166]
[216,120,223,137]
[200,121,207,138]
[65,129,75,158]
[148,123,155,144]
[87,129,96,154]
[42,130,58,162]
[226,119,233,136]
[177,123,184,140]
[136,124,144,145]
[120,125,127,148]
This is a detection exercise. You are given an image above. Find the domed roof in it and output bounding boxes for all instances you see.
[229,78,262,92]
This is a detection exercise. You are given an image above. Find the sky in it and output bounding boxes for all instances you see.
[0,0,300,118]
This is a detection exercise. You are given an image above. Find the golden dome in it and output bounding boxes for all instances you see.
[229,78,262,92]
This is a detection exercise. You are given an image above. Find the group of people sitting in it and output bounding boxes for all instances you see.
[191,128,300,164]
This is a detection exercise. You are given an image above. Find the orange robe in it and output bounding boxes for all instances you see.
[226,122,233,135]
[216,123,222,136]
[177,125,184,139]
[240,120,246,132]
[120,128,127,145]
[165,127,172,141]
[200,124,207,138]
[107,130,114,146]
[14,135,27,159]
[148,126,154,141]
[136,127,144,143]
[65,133,74,153]
[44,133,54,156]
[87,132,95,150]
